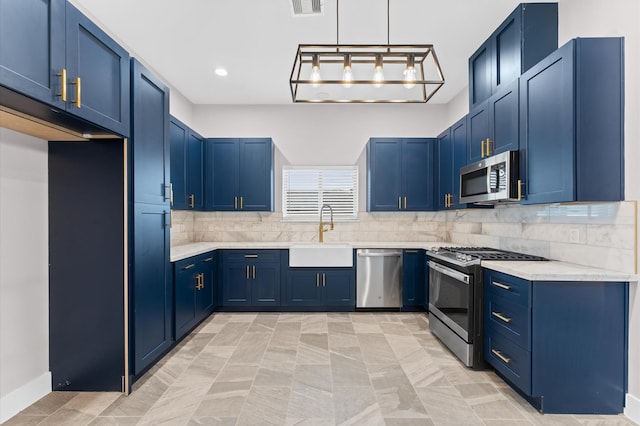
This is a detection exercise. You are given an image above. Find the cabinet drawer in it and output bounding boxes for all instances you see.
[485,331,531,394]
[485,293,530,351]
[222,249,281,263]
[485,270,531,307]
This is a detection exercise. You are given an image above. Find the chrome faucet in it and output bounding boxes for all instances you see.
[319,204,334,243]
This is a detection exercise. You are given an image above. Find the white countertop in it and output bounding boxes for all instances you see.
[170,241,453,262]
[481,260,638,282]
[170,242,637,282]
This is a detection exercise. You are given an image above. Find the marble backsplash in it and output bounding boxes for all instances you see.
[170,201,637,274]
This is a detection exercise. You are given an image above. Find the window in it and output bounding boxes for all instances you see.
[283,166,358,221]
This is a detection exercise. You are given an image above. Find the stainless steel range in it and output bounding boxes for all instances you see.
[426,247,546,369]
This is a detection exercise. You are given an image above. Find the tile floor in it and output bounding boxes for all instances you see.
[5,313,637,426]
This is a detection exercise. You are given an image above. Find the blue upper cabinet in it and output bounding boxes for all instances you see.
[467,79,519,163]
[519,38,624,205]
[170,116,203,210]
[65,3,130,136]
[205,138,274,211]
[0,0,130,136]
[0,0,65,108]
[437,117,468,210]
[131,59,170,206]
[469,3,557,110]
[367,138,435,211]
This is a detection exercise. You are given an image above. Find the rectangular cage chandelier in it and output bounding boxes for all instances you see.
[289,44,445,103]
[289,0,445,103]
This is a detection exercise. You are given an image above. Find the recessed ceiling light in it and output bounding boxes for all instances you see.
[214,67,228,77]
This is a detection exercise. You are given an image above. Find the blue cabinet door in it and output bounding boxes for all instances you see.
[169,117,188,209]
[469,39,492,110]
[65,3,130,137]
[187,131,204,210]
[174,258,198,340]
[403,139,435,211]
[367,138,402,211]
[286,269,323,306]
[206,138,239,211]
[450,117,468,209]
[131,59,170,206]
[252,260,280,305]
[198,254,216,315]
[519,42,575,205]
[0,0,65,107]
[239,138,273,211]
[520,38,624,205]
[488,79,519,156]
[322,270,355,306]
[467,102,489,163]
[133,203,171,375]
[221,262,251,305]
[436,128,453,211]
[402,250,425,308]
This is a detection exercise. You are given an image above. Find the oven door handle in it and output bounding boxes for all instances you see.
[428,261,470,285]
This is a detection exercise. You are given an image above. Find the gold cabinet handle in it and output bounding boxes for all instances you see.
[244,254,258,258]
[240,196,244,210]
[322,273,326,287]
[481,139,486,158]
[197,273,205,290]
[316,273,320,287]
[189,194,195,209]
[71,76,81,108]
[403,196,407,209]
[56,68,67,101]
[492,281,512,291]
[195,274,200,290]
[183,263,196,270]
[246,265,250,280]
[491,349,511,364]
[169,210,173,228]
[491,311,512,323]
[168,183,174,206]
[398,196,401,210]
[517,179,522,201]
[203,257,214,262]
[252,265,256,279]
[486,138,492,156]
[234,196,238,209]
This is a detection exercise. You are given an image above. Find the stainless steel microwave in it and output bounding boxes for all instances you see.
[459,150,520,204]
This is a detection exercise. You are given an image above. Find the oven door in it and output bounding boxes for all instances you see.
[428,260,473,342]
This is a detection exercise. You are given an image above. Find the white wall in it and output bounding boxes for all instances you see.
[0,128,51,422]
[558,0,640,420]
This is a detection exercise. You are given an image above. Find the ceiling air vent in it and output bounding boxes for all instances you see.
[291,0,323,17]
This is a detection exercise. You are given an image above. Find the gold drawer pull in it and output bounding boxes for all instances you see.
[491,349,511,364]
[491,311,512,323]
[56,68,67,101]
[183,263,195,270]
[71,76,81,108]
[492,281,512,291]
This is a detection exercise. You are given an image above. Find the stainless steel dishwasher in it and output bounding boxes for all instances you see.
[356,249,403,308]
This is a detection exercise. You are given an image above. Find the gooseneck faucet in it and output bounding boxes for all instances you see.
[319,204,334,243]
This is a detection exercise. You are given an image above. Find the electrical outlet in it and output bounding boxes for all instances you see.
[569,228,580,243]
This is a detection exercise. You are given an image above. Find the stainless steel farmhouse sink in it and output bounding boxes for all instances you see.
[288,244,353,267]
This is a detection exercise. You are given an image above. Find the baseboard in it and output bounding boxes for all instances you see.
[0,372,51,424]
[626,393,640,425]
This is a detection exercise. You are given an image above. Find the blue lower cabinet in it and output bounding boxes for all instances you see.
[484,269,627,414]
[286,268,355,308]
[402,249,426,309]
[220,250,282,307]
[173,252,216,340]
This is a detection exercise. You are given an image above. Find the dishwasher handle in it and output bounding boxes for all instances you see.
[357,251,402,257]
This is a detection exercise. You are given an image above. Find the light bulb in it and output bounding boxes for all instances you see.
[311,54,321,88]
[342,66,353,88]
[342,54,353,88]
[373,55,384,88]
[403,67,416,89]
[403,55,416,89]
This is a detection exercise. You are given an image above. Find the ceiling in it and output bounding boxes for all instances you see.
[70,0,556,105]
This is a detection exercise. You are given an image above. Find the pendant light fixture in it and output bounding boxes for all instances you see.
[290,0,445,103]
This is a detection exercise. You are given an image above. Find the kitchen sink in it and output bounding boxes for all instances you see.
[289,244,353,267]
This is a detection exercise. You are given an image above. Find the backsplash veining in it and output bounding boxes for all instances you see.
[171,201,637,274]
